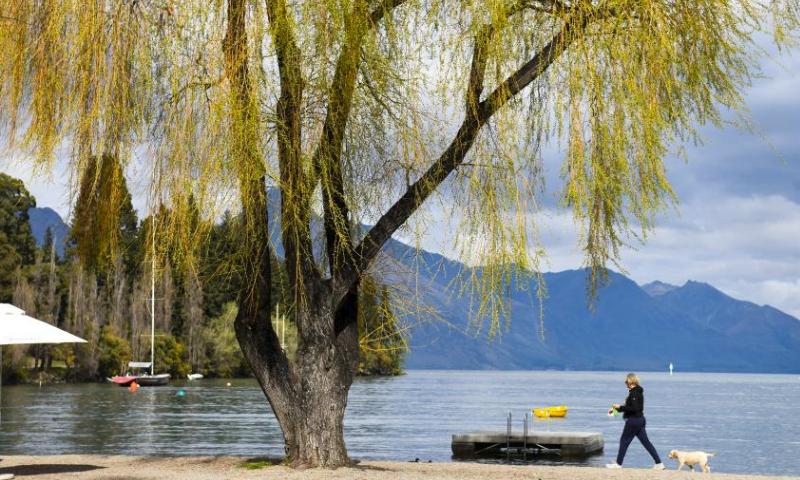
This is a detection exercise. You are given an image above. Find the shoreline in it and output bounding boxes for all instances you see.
[1,456,798,480]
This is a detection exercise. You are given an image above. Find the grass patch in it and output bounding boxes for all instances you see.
[237,461,272,470]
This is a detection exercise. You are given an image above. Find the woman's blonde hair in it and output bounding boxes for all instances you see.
[626,373,640,386]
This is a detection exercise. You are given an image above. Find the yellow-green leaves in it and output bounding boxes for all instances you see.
[1,0,797,337]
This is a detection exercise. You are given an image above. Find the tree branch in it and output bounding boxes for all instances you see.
[312,0,408,287]
[370,0,407,25]
[263,0,319,290]
[293,0,406,338]
[225,0,295,402]
[336,4,593,302]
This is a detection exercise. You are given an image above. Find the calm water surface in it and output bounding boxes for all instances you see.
[1,371,799,476]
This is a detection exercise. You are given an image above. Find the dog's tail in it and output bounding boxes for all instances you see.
[707,453,716,458]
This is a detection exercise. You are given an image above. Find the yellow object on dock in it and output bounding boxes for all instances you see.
[533,406,568,418]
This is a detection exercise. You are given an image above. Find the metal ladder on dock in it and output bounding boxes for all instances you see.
[505,412,561,461]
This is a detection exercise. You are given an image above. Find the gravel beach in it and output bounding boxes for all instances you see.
[1,456,797,480]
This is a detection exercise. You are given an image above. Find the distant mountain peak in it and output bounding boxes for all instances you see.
[27,207,70,256]
[680,279,726,295]
[641,280,679,296]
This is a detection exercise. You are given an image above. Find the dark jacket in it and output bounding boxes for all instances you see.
[618,385,645,419]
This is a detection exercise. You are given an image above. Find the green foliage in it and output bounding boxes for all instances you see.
[201,302,249,378]
[42,226,55,259]
[0,345,28,385]
[71,154,138,273]
[0,173,37,301]
[4,1,798,337]
[200,211,244,320]
[155,333,190,378]
[358,277,406,376]
[97,328,132,378]
[5,2,792,407]
[4,0,799,465]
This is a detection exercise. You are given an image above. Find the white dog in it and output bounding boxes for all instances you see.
[668,449,715,473]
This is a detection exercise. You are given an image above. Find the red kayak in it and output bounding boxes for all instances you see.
[111,375,137,387]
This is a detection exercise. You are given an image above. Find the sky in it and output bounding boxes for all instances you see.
[418,40,800,319]
[526,45,800,318]
[3,35,800,319]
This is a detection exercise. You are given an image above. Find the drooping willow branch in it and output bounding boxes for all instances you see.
[336,3,595,306]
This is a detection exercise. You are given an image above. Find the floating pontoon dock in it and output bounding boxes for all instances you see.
[452,430,604,458]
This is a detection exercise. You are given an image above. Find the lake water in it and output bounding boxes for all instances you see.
[1,371,799,476]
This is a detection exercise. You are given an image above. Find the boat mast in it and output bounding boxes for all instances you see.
[151,213,156,376]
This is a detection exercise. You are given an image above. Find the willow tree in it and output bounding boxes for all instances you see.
[1,0,797,467]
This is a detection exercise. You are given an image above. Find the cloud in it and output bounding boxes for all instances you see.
[624,193,800,292]
[527,190,800,318]
[1,153,74,216]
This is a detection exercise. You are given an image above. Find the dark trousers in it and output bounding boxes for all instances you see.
[616,416,661,465]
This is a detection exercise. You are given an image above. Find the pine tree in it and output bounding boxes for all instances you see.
[71,154,136,273]
[42,226,55,261]
[184,269,204,372]
[0,173,37,301]
[200,210,243,319]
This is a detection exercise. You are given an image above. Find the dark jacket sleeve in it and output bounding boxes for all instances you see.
[618,389,643,415]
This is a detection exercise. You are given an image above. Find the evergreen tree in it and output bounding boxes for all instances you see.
[184,269,204,371]
[200,210,243,319]
[71,154,137,273]
[0,173,37,301]
[42,226,55,261]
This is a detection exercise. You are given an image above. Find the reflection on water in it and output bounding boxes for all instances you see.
[1,371,799,476]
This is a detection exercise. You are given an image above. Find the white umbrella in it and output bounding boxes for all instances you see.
[0,304,87,345]
[0,303,86,480]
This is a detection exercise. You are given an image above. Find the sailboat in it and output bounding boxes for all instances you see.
[113,219,170,387]
[110,361,168,386]
[137,219,170,386]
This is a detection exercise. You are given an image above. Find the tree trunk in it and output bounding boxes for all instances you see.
[280,366,352,466]
[236,286,359,467]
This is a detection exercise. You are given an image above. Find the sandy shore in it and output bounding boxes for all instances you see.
[0,456,797,480]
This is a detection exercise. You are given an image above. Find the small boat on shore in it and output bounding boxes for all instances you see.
[533,405,568,418]
[187,373,203,380]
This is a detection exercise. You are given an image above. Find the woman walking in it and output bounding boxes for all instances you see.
[606,373,665,470]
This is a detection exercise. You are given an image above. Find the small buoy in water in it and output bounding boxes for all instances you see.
[175,390,186,397]
[226,382,231,387]
[128,381,139,392]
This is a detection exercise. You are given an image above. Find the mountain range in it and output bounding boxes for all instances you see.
[28,203,800,373]
[397,262,800,373]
